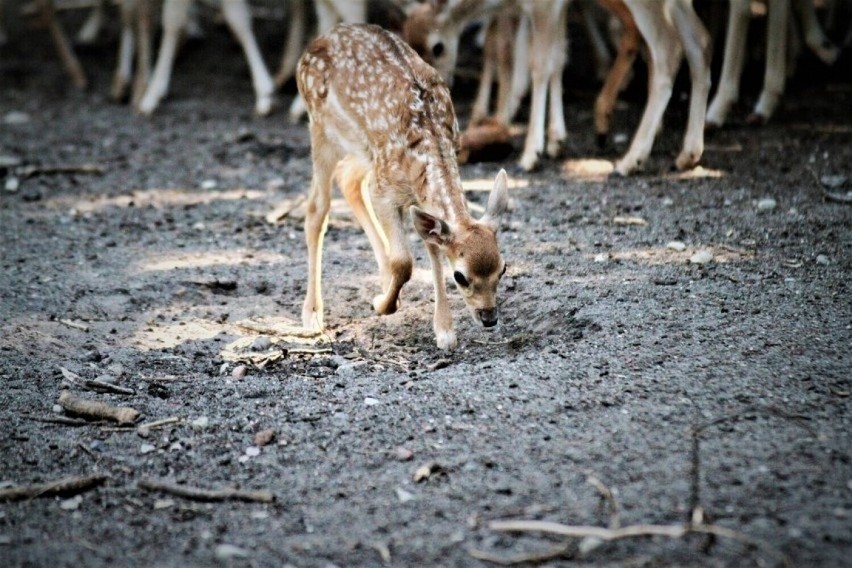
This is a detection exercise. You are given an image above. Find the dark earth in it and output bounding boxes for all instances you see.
[1,4,850,567]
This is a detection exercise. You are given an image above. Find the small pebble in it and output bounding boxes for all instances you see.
[153,499,174,510]
[396,488,415,503]
[140,444,156,454]
[52,404,63,414]
[336,361,368,377]
[613,132,628,144]
[169,442,182,452]
[593,253,608,263]
[245,446,261,457]
[250,336,271,351]
[820,174,847,189]
[756,197,777,211]
[253,429,275,447]
[690,249,714,265]
[191,416,209,430]
[95,374,117,385]
[59,496,82,511]
[816,254,831,266]
[232,365,247,379]
[364,397,380,406]
[214,544,250,560]
[200,179,217,190]
[3,111,31,125]
[666,241,687,252]
[393,447,414,461]
[4,177,19,192]
[0,155,22,167]
[662,197,674,207]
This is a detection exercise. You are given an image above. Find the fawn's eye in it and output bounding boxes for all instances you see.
[500,264,508,278]
[431,41,445,59]
[453,271,469,288]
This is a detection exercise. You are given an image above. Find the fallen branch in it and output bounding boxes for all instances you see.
[83,380,135,396]
[0,474,108,502]
[138,479,274,503]
[488,519,790,567]
[58,390,140,425]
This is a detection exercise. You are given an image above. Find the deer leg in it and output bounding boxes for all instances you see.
[131,0,152,108]
[37,0,88,89]
[425,242,456,350]
[337,159,391,289]
[594,0,639,148]
[369,200,413,317]
[671,0,711,171]
[706,0,749,128]
[302,133,341,331]
[220,0,275,116]
[616,0,681,175]
[275,0,306,88]
[793,0,839,64]
[546,8,568,158]
[112,0,138,101]
[471,18,497,124]
[750,0,790,124]
[76,0,105,45]
[137,0,190,115]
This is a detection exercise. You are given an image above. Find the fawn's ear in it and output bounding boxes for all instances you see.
[411,206,453,247]
[481,168,509,229]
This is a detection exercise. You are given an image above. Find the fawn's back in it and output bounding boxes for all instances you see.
[297,24,464,208]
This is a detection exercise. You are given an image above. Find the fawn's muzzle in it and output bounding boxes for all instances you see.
[477,308,499,328]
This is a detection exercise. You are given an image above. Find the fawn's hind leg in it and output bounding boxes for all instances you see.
[302,131,343,330]
[336,158,392,290]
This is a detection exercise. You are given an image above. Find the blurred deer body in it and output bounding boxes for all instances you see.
[297,23,509,349]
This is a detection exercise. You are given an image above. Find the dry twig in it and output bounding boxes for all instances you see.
[138,479,275,503]
[58,390,140,425]
[24,414,90,427]
[18,163,104,178]
[0,474,108,502]
[587,475,620,529]
[83,380,135,396]
[487,519,790,567]
[58,318,89,331]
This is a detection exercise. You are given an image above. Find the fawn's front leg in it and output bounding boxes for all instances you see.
[425,242,456,350]
[370,201,413,316]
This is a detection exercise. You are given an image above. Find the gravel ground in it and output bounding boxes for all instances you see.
[1,6,850,567]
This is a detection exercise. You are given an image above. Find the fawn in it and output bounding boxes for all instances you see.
[296,23,509,350]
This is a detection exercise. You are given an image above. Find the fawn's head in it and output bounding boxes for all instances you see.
[411,169,509,328]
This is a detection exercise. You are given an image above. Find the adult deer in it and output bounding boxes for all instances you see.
[297,23,510,349]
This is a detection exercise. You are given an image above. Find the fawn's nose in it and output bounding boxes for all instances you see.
[478,308,499,328]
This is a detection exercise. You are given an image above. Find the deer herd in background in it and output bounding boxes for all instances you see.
[1,0,846,175]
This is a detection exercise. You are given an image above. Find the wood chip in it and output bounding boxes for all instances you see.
[58,390,140,425]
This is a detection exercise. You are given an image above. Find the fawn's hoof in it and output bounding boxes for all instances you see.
[372,295,399,316]
[435,330,457,350]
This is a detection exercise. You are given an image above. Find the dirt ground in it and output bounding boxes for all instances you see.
[1,6,850,568]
